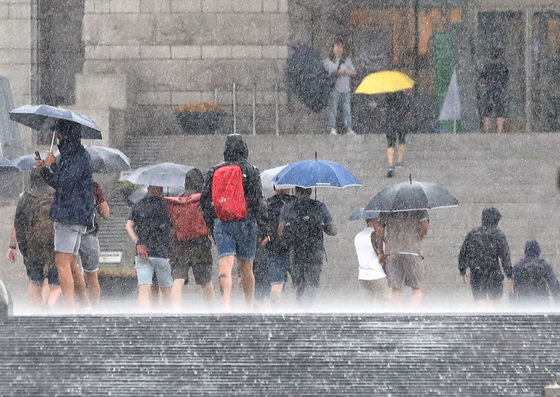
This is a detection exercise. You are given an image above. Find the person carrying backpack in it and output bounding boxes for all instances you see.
[166,168,214,308]
[512,240,560,307]
[277,186,336,305]
[6,170,61,310]
[200,134,266,310]
[458,207,513,306]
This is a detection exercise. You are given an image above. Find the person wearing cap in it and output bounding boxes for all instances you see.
[35,119,94,312]
[353,211,390,306]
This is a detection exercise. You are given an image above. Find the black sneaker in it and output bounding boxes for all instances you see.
[387,167,395,178]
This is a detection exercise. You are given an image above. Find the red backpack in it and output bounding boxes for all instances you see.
[165,193,209,241]
[211,164,247,221]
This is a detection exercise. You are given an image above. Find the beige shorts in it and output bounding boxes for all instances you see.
[385,254,424,289]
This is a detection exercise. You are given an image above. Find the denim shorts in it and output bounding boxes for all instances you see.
[78,233,100,273]
[54,222,86,256]
[268,250,291,285]
[135,256,173,287]
[213,219,257,261]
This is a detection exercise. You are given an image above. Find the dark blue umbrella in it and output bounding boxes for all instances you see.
[286,45,334,113]
[366,179,459,212]
[273,159,361,189]
[349,207,380,221]
[9,104,102,140]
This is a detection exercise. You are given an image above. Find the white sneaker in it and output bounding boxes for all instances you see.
[346,129,356,135]
[330,128,338,135]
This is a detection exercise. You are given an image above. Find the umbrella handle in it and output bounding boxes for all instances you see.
[49,130,56,153]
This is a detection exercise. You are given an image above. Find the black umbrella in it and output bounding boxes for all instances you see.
[286,45,334,113]
[366,178,459,212]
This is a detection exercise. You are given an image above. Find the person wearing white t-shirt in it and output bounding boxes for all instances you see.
[354,215,390,305]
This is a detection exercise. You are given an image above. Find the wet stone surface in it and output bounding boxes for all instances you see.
[0,314,559,396]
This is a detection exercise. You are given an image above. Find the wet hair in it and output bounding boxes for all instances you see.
[491,48,504,61]
[184,168,204,192]
[329,38,347,62]
[295,186,312,196]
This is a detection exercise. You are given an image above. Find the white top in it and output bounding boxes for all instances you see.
[354,227,386,280]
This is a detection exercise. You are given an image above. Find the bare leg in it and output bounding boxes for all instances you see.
[47,285,62,308]
[410,288,422,309]
[270,284,284,303]
[171,278,185,309]
[138,284,152,308]
[70,256,89,309]
[386,147,395,166]
[483,117,491,133]
[218,255,235,310]
[201,281,215,304]
[160,286,172,302]
[84,271,100,306]
[238,259,255,309]
[56,252,77,312]
[496,117,504,133]
[391,287,402,308]
[27,281,43,308]
[397,144,405,164]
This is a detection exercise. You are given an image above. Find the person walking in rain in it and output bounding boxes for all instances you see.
[458,207,513,306]
[200,134,266,311]
[278,186,336,305]
[323,39,357,135]
[126,185,174,309]
[353,211,390,306]
[481,48,509,133]
[511,240,560,307]
[7,170,61,310]
[378,210,429,309]
[384,91,412,178]
[78,181,110,306]
[35,119,94,312]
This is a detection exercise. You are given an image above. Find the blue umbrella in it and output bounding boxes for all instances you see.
[9,104,102,141]
[272,159,362,188]
[0,157,20,173]
[12,152,53,171]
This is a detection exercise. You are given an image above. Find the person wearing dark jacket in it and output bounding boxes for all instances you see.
[458,207,512,305]
[512,240,560,306]
[200,134,266,310]
[35,119,94,312]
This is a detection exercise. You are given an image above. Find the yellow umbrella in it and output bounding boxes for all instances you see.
[355,71,414,95]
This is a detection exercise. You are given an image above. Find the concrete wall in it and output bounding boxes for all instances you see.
[0,0,35,151]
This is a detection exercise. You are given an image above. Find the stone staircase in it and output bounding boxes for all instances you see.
[0,314,558,396]
[99,133,560,305]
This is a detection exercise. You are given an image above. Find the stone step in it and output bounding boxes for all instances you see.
[0,314,558,396]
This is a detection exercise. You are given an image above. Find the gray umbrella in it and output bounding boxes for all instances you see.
[126,162,194,188]
[84,145,130,173]
[366,179,459,212]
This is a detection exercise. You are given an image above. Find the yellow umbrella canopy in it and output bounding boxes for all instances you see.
[355,71,415,95]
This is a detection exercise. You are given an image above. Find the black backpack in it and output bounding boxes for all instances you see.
[284,198,324,247]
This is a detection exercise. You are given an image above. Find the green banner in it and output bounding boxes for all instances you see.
[433,31,461,133]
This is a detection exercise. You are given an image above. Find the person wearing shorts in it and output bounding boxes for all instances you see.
[384,90,412,178]
[36,120,95,312]
[168,168,214,308]
[379,210,429,309]
[78,182,110,306]
[201,134,266,310]
[126,185,173,309]
[481,49,509,133]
